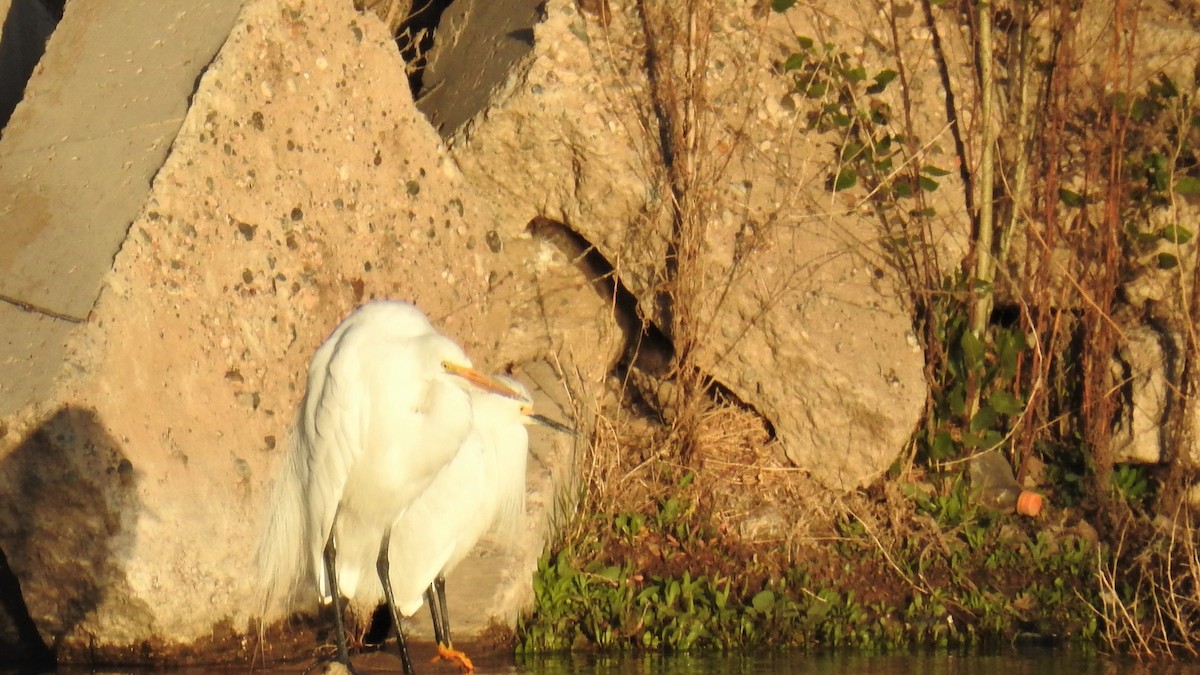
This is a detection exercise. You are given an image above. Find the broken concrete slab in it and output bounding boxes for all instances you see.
[0,303,74,418]
[0,0,245,321]
[415,0,543,135]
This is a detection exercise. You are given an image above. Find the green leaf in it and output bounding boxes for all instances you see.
[930,430,956,460]
[1150,72,1179,99]
[1174,177,1200,196]
[960,329,985,371]
[845,66,867,83]
[978,429,1004,449]
[842,141,866,162]
[771,0,796,10]
[1129,96,1154,122]
[783,53,806,71]
[1058,188,1084,207]
[948,384,966,417]
[995,328,1026,377]
[988,390,1023,415]
[1158,224,1194,244]
[970,405,998,433]
[941,493,962,521]
[666,579,680,605]
[1126,223,1160,245]
[1158,252,1179,269]
[918,175,940,192]
[1146,153,1169,192]
[921,164,951,177]
[830,167,857,191]
[752,589,776,613]
[599,565,623,581]
[961,429,984,448]
[866,69,898,95]
[796,35,814,50]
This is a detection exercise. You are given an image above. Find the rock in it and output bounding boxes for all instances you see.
[0,0,611,661]
[442,0,927,489]
[0,0,244,322]
[1112,323,1178,464]
[416,0,544,135]
[0,0,244,420]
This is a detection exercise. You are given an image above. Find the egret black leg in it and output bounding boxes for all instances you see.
[434,574,452,647]
[377,529,417,675]
[425,583,447,648]
[322,534,355,671]
[426,574,474,672]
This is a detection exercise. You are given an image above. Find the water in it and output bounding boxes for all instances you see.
[26,646,1200,674]
[511,648,1180,675]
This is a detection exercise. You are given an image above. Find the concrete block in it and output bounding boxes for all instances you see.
[0,0,244,321]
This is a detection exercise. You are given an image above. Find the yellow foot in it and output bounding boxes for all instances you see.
[433,643,475,673]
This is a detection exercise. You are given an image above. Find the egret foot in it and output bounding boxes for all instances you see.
[433,643,475,673]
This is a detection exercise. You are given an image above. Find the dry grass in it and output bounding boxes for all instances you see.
[563,378,835,561]
[1095,506,1200,659]
[690,406,839,541]
[635,0,722,464]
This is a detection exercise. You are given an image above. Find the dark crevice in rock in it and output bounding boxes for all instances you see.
[395,0,456,98]
[527,216,674,378]
[0,0,59,134]
[0,545,54,669]
[528,216,776,439]
[38,0,64,21]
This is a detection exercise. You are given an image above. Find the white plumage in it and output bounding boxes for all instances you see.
[383,376,534,617]
[260,300,547,672]
[256,300,569,674]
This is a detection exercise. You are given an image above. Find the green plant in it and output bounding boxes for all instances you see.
[779,36,947,210]
[1110,465,1155,509]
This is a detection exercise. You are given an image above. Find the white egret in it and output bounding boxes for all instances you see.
[256,300,553,674]
[383,376,573,671]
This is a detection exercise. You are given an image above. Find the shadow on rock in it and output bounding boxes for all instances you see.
[0,406,143,667]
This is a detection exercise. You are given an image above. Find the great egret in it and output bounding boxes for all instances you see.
[383,376,572,670]
[256,301,564,674]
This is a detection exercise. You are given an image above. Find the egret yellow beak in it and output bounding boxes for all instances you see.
[444,362,578,434]
[442,361,524,399]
